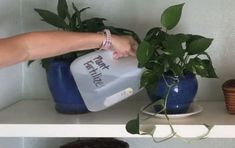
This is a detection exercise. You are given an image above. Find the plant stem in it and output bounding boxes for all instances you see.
[141,74,213,143]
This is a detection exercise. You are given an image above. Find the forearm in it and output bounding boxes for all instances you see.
[0,35,29,67]
[0,30,137,68]
[0,31,104,67]
[23,31,104,60]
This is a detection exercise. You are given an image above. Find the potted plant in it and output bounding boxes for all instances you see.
[126,3,217,141]
[29,0,140,114]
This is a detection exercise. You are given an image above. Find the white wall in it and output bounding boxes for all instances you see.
[21,0,235,101]
[21,0,55,99]
[0,138,23,148]
[0,0,23,109]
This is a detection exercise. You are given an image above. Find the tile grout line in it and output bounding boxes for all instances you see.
[22,137,25,148]
[19,0,26,99]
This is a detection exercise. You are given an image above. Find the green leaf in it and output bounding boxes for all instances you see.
[153,63,164,75]
[137,41,154,68]
[140,68,161,88]
[187,35,204,43]
[161,3,184,30]
[152,99,166,113]
[170,63,183,76]
[193,58,207,76]
[69,12,78,31]
[144,27,161,41]
[153,99,165,107]
[34,9,69,30]
[186,34,203,50]
[141,70,154,87]
[106,26,141,44]
[201,60,218,78]
[162,35,185,58]
[57,0,68,20]
[70,11,83,31]
[74,15,83,30]
[72,2,79,12]
[187,58,208,77]
[76,50,94,57]
[79,7,90,13]
[70,4,94,32]
[188,37,213,55]
[61,53,77,60]
[66,9,71,20]
[82,18,106,32]
[140,63,164,90]
[126,115,140,134]
[27,60,35,66]
[41,58,54,71]
[71,3,90,31]
[157,54,173,72]
[186,60,196,74]
[150,32,167,51]
[196,52,218,78]
[173,33,190,43]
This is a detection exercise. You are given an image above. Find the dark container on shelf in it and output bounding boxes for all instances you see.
[60,138,129,148]
[222,79,235,113]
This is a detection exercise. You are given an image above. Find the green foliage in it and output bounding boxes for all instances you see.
[187,37,213,55]
[29,0,140,70]
[137,3,217,89]
[161,3,184,30]
[137,41,153,67]
[34,9,69,30]
[125,115,140,134]
[57,0,68,19]
[127,3,216,141]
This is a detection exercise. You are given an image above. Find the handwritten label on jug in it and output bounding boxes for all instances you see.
[83,55,110,88]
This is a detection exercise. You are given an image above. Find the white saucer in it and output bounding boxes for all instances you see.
[141,103,203,119]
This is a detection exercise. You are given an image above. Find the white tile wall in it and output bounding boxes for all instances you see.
[0,138,23,148]
[0,0,23,109]
[0,64,23,109]
[21,0,57,99]
[0,0,22,36]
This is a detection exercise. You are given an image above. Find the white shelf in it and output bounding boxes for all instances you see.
[0,99,234,138]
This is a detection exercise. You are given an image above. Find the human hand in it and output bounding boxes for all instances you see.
[111,35,138,59]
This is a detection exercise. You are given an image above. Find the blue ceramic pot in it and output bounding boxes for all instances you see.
[147,72,198,114]
[47,60,89,114]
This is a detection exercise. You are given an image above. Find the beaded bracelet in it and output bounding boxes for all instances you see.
[100,29,112,50]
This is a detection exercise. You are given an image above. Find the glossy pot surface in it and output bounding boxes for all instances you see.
[147,72,198,114]
[47,60,88,114]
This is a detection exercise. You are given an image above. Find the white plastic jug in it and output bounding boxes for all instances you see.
[70,50,143,112]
